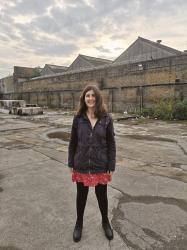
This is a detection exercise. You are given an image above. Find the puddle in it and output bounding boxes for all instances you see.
[171,163,182,168]
[47,131,70,141]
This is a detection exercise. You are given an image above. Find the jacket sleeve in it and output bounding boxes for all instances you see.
[68,116,78,168]
[106,116,116,172]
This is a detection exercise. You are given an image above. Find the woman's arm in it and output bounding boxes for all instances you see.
[106,116,116,172]
[68,116,78,169]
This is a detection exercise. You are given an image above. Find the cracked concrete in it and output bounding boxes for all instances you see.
[0,111,187,250]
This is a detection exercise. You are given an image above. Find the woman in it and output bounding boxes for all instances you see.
[68,85,116,242]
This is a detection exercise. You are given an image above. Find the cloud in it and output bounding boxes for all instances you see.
[0,0,187,78]
[27,38,78,56]
[49,4,96,37]
[1,0,54,15]
[0,34,9,42]
[12,25,78,56]
[95,46,111,53]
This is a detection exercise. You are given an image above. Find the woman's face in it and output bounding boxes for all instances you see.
[85,89,96,108]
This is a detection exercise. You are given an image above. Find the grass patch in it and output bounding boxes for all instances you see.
[139,98,187,121]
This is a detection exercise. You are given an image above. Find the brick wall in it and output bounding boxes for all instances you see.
[16,54,187,94]
[2,54,187,112]
[3,82,187,113]
[0,76,14,94]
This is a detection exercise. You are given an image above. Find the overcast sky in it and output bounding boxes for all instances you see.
[0,0,187,78]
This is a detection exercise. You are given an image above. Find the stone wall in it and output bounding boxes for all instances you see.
[3,82,187,113]
[16,54,187,94]
[2,54,187,112]
[13,66,41,92]
[0,76,14,94]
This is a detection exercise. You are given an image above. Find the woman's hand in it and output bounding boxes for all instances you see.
[69,168,73,174]
[107,171,114,176]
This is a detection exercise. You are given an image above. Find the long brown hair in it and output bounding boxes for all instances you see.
[77,85,107,118]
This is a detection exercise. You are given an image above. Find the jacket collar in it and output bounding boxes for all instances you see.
[81,112,108,121]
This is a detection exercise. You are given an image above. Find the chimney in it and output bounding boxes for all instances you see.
[156,40,162,44]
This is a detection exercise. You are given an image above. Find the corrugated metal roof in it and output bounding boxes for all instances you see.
[68,54,113,70]
[114,36,181,63]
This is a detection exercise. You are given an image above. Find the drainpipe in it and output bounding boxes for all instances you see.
[139,86,143,113]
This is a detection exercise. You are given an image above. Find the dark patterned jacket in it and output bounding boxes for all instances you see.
[68,113,116,173]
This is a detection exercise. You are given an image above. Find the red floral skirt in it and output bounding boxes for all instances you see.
[72,171,112,187]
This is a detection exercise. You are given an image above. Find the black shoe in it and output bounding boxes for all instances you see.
[73,221,83,242]
[102,220,114,240]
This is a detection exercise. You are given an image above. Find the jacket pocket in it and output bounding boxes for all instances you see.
[93,147,107,164]
[99,149,108,163]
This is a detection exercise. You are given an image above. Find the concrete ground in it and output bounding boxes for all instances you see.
[0,110,187,250]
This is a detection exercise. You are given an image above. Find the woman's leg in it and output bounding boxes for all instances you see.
[95,184,108,222]
[95,184,113,240]
[76,182,89,224]
[73,182,89,242]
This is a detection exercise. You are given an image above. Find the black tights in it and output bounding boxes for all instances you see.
[76,182,108,224]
